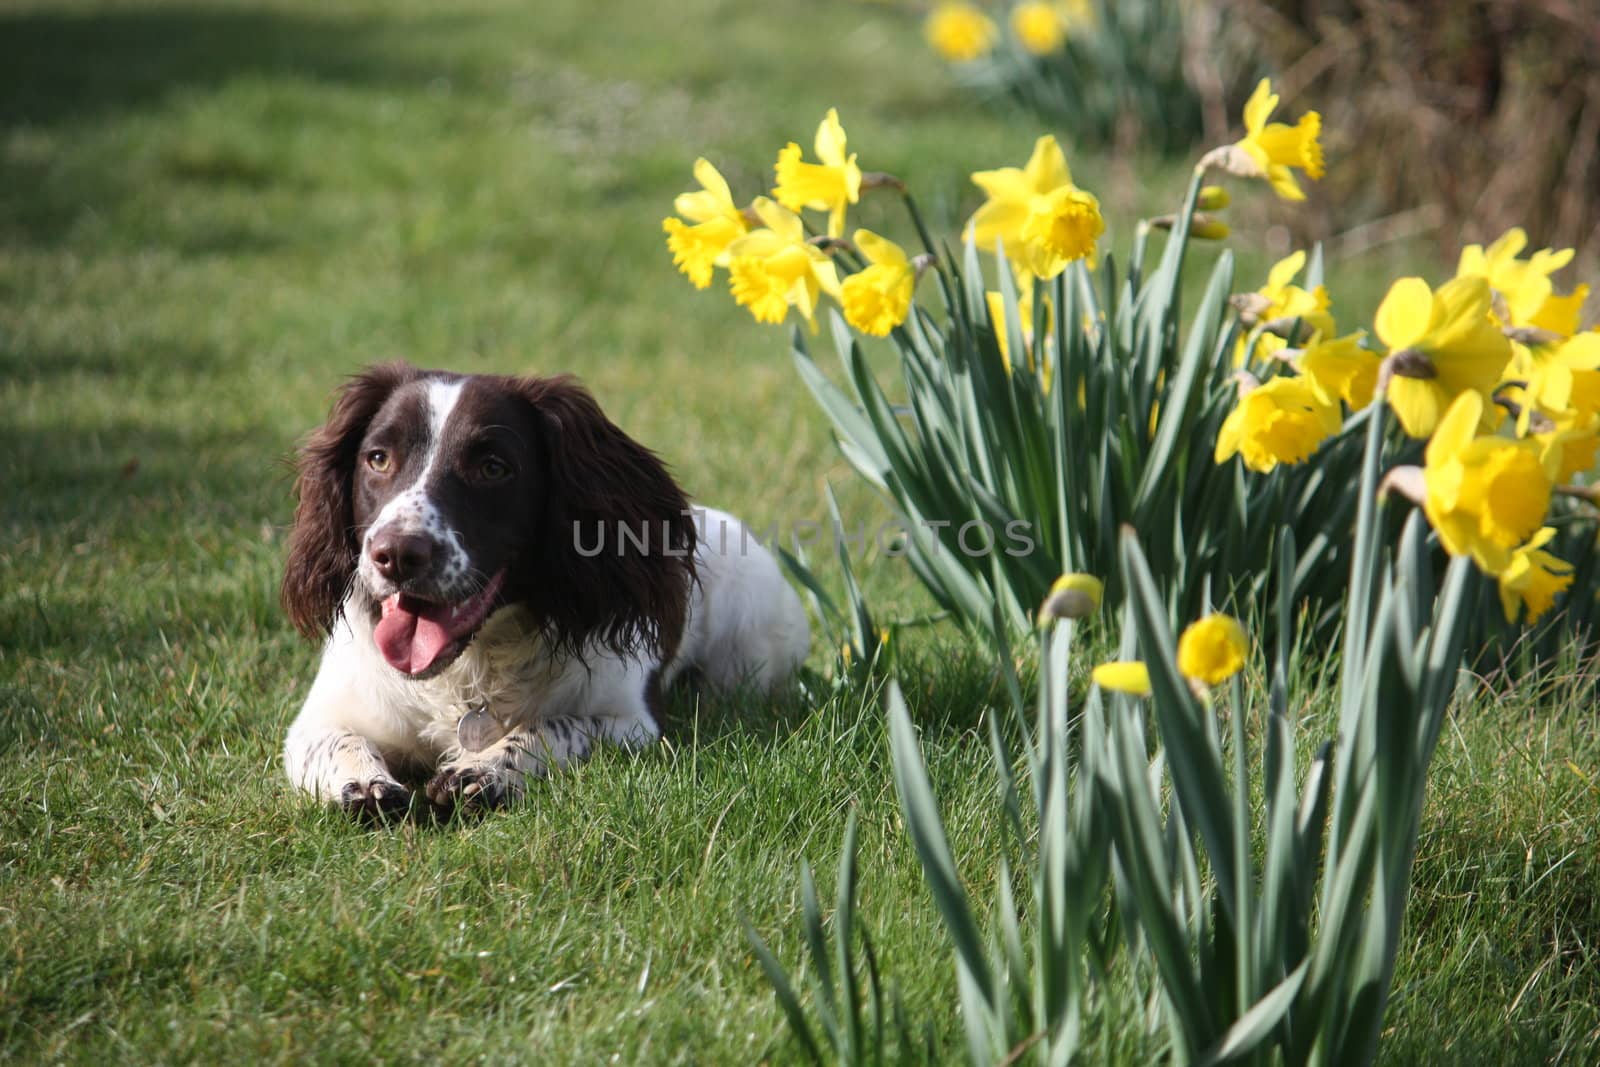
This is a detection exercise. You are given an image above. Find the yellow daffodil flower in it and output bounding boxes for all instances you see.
[1299,332,1380,410]
[662,158,749,289]
[968,134,1104,278]
[1509,331,1600,431]
[773,108,862,239]
[726,197,840,329]
[1177,614,1248,686]
[1535,411,1600,482]
[925,2,998,62]
[1375,275,1511,438]
[1422,391,1555,574]
[1456,228,1578,328]
[1229,78,1325,201]
[1092,660,1152,697]
[1214,374,1342,473]
[1038,572,1102,623]
[1010,1,1065,54]
[840,229,916,337]
[1234,250,1336,364]
[1529,284,1591,339]
[1497,527,1573,624]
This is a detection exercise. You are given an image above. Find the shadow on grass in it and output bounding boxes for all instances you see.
[0,7,449,128]
[0,6,484,246]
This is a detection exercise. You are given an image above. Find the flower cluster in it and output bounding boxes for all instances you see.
[666,113,1104,343]
[1185,78,1596,627]
[924,1,1094,63]
[1218,230,1595,623]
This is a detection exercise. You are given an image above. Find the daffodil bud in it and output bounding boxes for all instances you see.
[1190,215,1230,240]
[1196,185,1231,211]
[1038,573,1103,623]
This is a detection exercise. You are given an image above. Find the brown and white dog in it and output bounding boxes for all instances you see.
[280,362,809,816]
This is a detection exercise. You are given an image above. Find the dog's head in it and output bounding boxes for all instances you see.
[282,362,696,677]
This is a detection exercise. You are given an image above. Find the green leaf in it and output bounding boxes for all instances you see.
[742,917,826,1066]
[1194,959,1312,1067]
[885,682,995,1002]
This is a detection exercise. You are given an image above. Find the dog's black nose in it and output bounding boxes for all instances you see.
[369,531,434,583]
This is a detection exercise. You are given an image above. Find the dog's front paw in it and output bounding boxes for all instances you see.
[424,766,511,813]
[338,778,412,821]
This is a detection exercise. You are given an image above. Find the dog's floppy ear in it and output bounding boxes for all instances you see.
[282,361,420,638]
[513,375,696,660]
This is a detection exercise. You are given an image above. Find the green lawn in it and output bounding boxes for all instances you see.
[2,1,1597,1062]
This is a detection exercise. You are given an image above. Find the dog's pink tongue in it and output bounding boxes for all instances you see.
[374,596,457,676]
[373,571,507,676]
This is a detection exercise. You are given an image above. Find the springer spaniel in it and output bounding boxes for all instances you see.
[280,362,809,816]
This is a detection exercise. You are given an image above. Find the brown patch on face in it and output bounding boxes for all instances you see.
[282,361,422,638]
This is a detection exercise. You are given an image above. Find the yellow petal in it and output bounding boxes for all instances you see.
[1387,377,1445,440]
[1375,277,1435,350]
[1021,135,1072,194]
[815,108,848,167]
[1264,250,1307,295]
[749,196,805,242]
[1241,78,1277,136]
[1426,390,1484,466]
[691,157,734,210]
[1092,661,1152,697]
[853,229,909,269]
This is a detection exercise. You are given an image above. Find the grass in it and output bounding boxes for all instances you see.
[1,0,1596,1061]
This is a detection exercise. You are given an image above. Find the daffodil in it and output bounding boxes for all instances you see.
[924,2,998,62]
[840,229,916,337]
[1177,614,1248,686]
[1299,332,1380,410]
[968,135,1104,277]
[1234,250,1336,364]
[1092,660,1152,697]
[1456,228,1578,328]
[662,158,748,289]
[773,108,862,239]
[1038,572,1102,623]
[726,198,840,329]
[1528,284,1591,339]
[1422,391,1555,574]
[1214,374,1341,473]
[1535,411,1600,482]
[1496,527,1573,624]
[1010,1,1065,54]
[1507,331,1600,430]
[1375,275,1511,438]
[1220,78,1325,201]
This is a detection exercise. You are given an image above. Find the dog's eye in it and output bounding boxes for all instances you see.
[478,456,512,482]
[366,449,392,474]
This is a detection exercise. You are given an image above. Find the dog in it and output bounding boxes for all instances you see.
[279,361,809,816]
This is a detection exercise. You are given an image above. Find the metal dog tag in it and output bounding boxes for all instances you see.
[457,705,506,753]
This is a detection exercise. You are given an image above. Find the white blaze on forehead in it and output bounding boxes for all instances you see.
[359,377,472,596]
[423,379,465,468]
